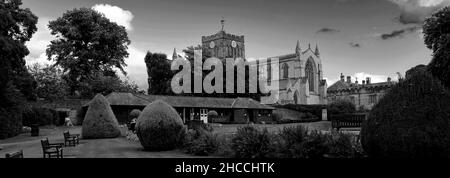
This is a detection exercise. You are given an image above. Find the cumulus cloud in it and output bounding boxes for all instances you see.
[118,46,148,90]
[92,4,134,31]
[389,0,450,24]
[316,28,340,34]
[379,26,422,40]
[25,17,54,66]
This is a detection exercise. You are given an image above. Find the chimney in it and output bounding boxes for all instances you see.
[362,80,366,85]
[366,77,371,84]
[346,76,351,84]
[355,79,359,84]
[340,73,345,82]
[387,77,392,83]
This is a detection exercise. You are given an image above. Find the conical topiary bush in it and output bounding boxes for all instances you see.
[82,94,121,139]
[361,70,450,158]
[136,100,186,151]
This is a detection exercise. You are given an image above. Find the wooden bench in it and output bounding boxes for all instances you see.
[41,138,64,158]
[331,113,367,131]
[5,150,23,158]
[63,131,80,147]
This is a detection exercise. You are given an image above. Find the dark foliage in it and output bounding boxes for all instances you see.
[145,52,174,95]
[0,0,38,139]
[327,99,356,116]
[184,128,219,156]
[275,104,325,120]
[361,71,450,158]
[47,8,130,94]
[231,126,277,158]
[423,7,450,89]
[22,107,59,126]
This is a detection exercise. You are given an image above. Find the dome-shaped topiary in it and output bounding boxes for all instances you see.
[135,100,186,151]
[129,109,141,119]
[361,71,450,158]
[82,94,121,139]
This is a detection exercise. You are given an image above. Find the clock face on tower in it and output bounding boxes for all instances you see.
[231,41,237,48]
[209,41,215,48]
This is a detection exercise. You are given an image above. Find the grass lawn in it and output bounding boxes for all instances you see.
[0,121,332,158]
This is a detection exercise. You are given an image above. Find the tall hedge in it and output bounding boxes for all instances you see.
[136,100,186,151]
[361,71,450,158]
[82,94,121,139]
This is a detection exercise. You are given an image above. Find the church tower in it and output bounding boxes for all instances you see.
[201,19,245,59]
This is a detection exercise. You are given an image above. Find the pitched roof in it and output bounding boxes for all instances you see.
[327,80,395,92]
[84,92,274,110]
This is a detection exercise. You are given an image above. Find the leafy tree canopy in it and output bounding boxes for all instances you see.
[46,8,130,93]
[423,6,450,89]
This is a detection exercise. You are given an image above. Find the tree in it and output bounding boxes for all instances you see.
[46,8,130,94]
[361,70,450,158]
[423,6,450,89]
[145,52,173,95]
[0,0,38,139]
[28,63,69,101]
[179,45,264,100]
[79,71,140,98]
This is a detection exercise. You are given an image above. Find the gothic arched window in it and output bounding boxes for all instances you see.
[306,59,315,92]
[267,63,272,83]
[282,63,289,79]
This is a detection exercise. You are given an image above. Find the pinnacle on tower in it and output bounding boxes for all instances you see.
[315,44,320,57]
[295,40,301,56]
[172,48,177,60]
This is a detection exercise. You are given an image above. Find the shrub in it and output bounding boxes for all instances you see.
[129,109,141,119]
[136,100,186,151]
[271,112,283,123]
[361,71,450,158]
[184,129,219,156]
[277,104,325,120]
[22,107,59,126]
[328,99,356,117]
[325,131,354,158]
[297,130,329,158]
[231,126,277,158]
[82,94,121,139]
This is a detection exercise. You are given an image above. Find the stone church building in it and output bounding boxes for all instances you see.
[173,22,327,105]
[259,41,327,105]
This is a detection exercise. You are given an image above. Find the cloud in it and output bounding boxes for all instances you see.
[25,17,54,66]
[388,0,450,24]
[119,46,148,90]
[379,26,421,40]
[316,28,340,34]
[92,4,134,31]
[349,42,361,48]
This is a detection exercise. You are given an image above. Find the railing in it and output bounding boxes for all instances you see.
[331,113,367,131]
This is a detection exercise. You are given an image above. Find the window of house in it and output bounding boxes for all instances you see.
[369,94,377,104]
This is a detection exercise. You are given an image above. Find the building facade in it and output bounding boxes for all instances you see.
[173,23,328,105]
[259,42,327,105]
[327,74,395,110]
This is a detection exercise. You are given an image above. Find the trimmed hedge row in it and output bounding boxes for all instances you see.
[22,107,60,126]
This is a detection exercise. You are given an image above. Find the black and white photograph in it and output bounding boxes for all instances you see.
[0,0,449,176]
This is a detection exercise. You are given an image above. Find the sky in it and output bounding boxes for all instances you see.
[21,0,449,90]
